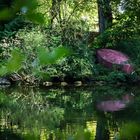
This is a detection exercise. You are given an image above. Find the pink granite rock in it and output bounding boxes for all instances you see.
[97,49,134,74]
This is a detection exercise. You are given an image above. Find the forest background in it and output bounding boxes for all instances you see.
[0,0,140,85]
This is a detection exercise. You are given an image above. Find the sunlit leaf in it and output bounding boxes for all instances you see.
[37,47,51,65]
[0,66,8,76]
[6,49,25,73]
[50,46,70,61]
[37,46,70,66]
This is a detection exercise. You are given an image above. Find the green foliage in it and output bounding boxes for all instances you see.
[37,0,98,28]
[0,0,97,82]
[107,71,126,83]
[0,48,25,76]
[119,122,140,140]
[117,39,140,62]
[0,26,71,81]
[94,64,127,83]
[93,2,140,49]
[37,46,70,65]
[0,0,45,24]
[4,26,94,81]
[94,20,139,49]
[116,39,140,75]
[6,49,25,72]
[1,0,140,83]
[0,91,13,108]
[0,8,13,21]
[67,128,93,140]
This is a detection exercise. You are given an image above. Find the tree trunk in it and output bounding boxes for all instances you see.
[97,0,113,33]
[95,115,110,140]
[50,0,62,26]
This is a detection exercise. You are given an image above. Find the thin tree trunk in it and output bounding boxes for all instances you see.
[50,0,62,26]
[97,0,106,33]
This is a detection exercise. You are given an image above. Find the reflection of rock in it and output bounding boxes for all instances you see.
[97,100,126,112]
[60,82,68,86]
[43,81,53,86]
[0,78,11,85]
[97,94,133,112]
[74,81,82,86]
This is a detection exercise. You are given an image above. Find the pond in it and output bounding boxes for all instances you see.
[0,84,140,140]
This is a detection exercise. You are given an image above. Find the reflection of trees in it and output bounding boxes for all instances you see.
[0,87,96,139]
[0,128,23,140]
[0,88,64,139]
[95,113,109,140]
[1,85,140,139]
[92,85,140,139]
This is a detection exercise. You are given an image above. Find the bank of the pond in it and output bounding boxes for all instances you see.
[0,73,138,88]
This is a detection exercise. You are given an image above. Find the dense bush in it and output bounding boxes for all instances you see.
[0,25,95,82]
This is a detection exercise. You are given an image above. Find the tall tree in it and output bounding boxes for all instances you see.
[97,0,113,33]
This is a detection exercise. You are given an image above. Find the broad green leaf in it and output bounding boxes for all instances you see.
[50,46,70,61]
[0,66,7,76]
[37,47,52,65]
[0,0,44,24]
[26,13,45,24]
[37,46,70,66]
[0,8,13,20]
[6,49,25,73]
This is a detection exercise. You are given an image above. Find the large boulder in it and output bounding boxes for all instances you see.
[96,49,134,74]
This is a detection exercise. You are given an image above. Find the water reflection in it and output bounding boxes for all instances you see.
[0,85,140,139]
[96,94,134,112]
[0,129,23,140]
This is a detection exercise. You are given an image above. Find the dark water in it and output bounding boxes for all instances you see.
[0,84,140,140]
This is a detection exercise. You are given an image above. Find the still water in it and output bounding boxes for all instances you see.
[0,84,140,140]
